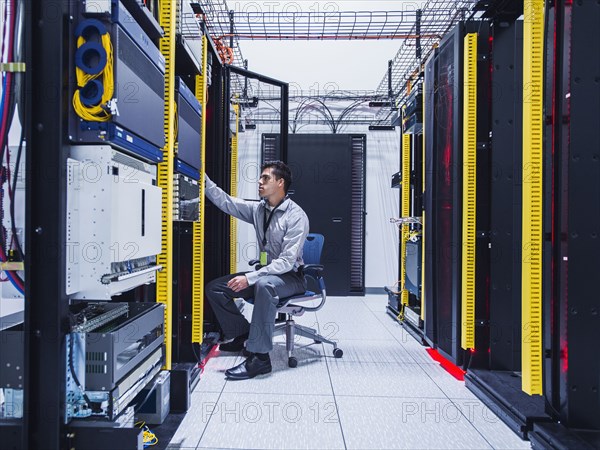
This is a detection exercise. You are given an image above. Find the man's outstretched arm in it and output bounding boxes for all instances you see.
[205,174,255,224]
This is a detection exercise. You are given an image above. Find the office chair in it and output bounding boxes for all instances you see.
[247,233,343,368]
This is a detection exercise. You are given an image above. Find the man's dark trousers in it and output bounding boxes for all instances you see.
[205,271,306,353]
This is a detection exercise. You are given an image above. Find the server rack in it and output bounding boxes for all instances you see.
[6,2,216,447]
[388,85,425,339]
[423,48,438,347]
[424,31,463,359]
[204,60,231,285]
[171,221,197,363]
[423,23,466,365]
[461,1,589,443]
[463,1,557,436]
[16,1,169,447]
[464,16,551,439]
[529,1,600,447]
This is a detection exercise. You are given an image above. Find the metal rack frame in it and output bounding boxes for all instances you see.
[372,0,476,124]
[192,0,476,125]
[196,10,443,41]
[23,1,70,447]
[180,1,250,96]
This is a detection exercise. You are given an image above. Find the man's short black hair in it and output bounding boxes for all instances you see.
[261,160,292,194]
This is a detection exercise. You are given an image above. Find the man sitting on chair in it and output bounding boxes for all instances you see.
[204,161,309,380]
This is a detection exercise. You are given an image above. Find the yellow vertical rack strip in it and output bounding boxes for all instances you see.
[156,0,177,370]
[461,33,478,350]
[191,35,209,344]
[400,133,411,313]
[230,104,239,273]
[522,0,545,396]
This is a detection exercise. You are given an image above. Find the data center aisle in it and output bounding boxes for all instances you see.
[167,295,531,450]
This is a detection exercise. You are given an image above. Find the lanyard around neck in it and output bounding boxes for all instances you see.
[262,198,286,246]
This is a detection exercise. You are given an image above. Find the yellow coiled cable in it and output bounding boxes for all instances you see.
[72,33,114,122]
[135,421,158,447]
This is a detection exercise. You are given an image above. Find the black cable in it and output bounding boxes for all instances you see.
[9,126,24,260]
[294,99,317,132]
[311,99,336,132]
[292,98,310,133]
[335,100,365,131]
[296,100,335,133]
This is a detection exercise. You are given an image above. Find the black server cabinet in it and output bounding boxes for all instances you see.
[423,21,493,366]
[530,1,600,448]
[423,48,438,346]
[423,24,464,364]
[555,2,600,429]
[435,24,463,365]
[261,134,366,296]
[472,24,492,363]
[172,222,194,363]
[204,63,231,283]
[465,18,550,440]
[171,221,220,363]
[488,20,524,373]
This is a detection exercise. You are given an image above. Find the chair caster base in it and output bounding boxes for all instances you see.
[333,348,343,358]
[288,357,298,368]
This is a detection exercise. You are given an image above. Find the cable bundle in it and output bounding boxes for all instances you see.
[135,421,158,448]
[0,0,24,294]
[214,37,234,65]
[72,19,114,122]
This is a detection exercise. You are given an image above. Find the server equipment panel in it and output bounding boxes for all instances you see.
[175,76,202,174]
[69,1,166,162]
[66,302,164,420]
[66,146,162,300]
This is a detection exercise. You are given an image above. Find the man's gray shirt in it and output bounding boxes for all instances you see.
[205,175,310,286]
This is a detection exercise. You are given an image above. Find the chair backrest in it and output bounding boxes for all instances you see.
[302,233,324,265]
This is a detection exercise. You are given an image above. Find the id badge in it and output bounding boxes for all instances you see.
[260,251,268,266]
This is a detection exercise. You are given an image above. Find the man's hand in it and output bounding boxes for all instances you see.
[227,275,249,292]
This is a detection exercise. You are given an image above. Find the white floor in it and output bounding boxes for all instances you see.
[167,295,532,450]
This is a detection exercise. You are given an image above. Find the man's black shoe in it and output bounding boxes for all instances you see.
[219,333,249,352]
[225,354,272,380]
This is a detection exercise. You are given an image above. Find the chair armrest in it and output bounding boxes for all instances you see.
[248,259,264,270]
[301,264,323,278]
